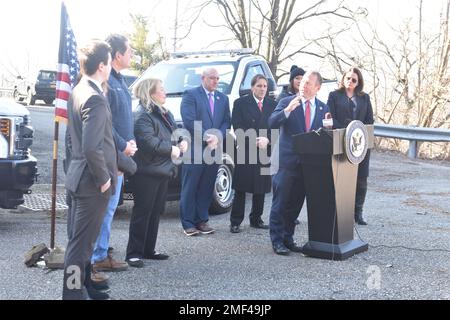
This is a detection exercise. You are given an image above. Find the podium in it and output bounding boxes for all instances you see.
[292,122,374,260]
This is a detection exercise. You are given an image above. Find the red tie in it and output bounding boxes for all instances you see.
[305,100,311,132]
[258,100,263,112]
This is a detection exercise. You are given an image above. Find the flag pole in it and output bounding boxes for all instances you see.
[51,1,79,250]
[50,121,59,249]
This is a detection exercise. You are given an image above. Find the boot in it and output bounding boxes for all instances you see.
[354,178,368,225]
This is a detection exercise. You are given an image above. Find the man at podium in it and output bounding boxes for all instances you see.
[268,71,330,256]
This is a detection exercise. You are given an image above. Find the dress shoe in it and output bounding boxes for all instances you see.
[144,252,169,260]
[86,284,109,300]
[184,228,200,236]
[230,225,241,233]
[272,243,290,256]
[250,221,269,229]
[91,280,110,292]
[284,242,303,253]
[93,256,128,272]
[126,258,144,268]
[197,223,215,234]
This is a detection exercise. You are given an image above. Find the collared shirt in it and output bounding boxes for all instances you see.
[253,95,264,106]
[284,96,317,129]
[203,86,215,99]
[84,76,103,93]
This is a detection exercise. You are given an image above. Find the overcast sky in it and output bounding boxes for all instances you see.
[0,0,446,79]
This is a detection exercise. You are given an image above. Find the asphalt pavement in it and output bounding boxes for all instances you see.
[0,150,449,300]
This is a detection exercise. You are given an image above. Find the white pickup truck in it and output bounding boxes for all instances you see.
[0,98,37,208]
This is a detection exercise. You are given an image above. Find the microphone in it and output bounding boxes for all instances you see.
[322,112,333,129]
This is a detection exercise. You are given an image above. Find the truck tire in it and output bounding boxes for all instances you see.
[209,154,235,214]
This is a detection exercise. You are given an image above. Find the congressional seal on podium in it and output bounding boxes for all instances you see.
[344,120,369,165]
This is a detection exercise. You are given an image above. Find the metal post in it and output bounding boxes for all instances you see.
[408,140,418,159]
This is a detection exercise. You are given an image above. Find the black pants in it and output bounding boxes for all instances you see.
[230,191,265,226]
[126,174,168,260]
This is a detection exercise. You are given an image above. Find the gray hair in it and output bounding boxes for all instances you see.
[305,70,323,86]
[133,78,167,113]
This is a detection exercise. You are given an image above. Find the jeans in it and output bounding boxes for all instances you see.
[91,174,123,264]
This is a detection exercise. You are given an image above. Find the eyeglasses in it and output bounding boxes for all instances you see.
[346,77,358,84]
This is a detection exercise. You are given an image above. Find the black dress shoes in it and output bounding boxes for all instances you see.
[91,280,109,291]
[273,243,290,256]
[250,221,269,230]
[230,225,240,233]
[86,284,110,300]
[284,242,303,253]
[145,252,170,260]
[126,258,144,268]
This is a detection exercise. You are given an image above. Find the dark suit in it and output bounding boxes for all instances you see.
[180,86,231,230]
[63,78,117,300]
[230,94,276,226]
[268,95,329,247]
[327,90,374,222]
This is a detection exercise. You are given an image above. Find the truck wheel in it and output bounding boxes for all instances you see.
[44,99,54,105]
[26,90,35,106]
[209,156,234,214]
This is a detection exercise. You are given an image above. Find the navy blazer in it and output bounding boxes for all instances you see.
[180,86,231,158]
[269,95,329,170]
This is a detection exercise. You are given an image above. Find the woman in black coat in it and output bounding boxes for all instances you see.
[230,74,277,233]
[126,78,187,267]
[327,67,374,225]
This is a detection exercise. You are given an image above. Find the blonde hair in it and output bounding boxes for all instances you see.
[133,78,167,113]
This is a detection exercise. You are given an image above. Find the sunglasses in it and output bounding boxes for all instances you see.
[346,77,358,84]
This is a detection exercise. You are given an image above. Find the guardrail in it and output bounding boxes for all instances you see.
[0,87,13,98]
[374,123,450,159]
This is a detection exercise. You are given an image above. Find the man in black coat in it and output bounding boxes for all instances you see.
[230,74,277,233]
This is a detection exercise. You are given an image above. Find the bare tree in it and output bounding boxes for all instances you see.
[202,0,364,80]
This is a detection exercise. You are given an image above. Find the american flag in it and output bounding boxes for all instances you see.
[55,2,79,123]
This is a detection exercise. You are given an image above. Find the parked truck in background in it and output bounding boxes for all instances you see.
[0,98,37,209]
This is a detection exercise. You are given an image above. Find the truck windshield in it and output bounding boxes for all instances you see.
[136,61,237,96]
[38,71,56,81]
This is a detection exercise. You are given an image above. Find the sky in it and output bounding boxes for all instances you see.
[0,0,447,81]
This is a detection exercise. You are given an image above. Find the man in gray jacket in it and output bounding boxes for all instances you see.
[62,40,117,300]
